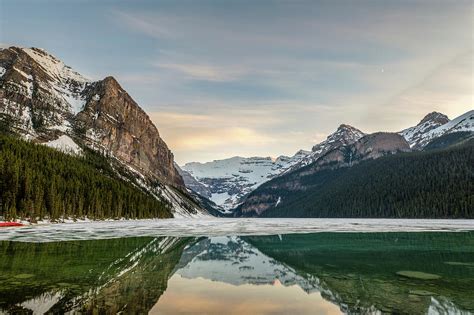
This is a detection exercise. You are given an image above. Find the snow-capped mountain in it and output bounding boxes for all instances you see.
[419,110,473,143]
[181,151,310,210]
[0,46,207,218]
[0,47,89,137]
[286,124,365,173]
[399,112,450,149]
[182,124,364,210]
[399,110,473,149]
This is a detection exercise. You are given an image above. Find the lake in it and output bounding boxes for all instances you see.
[0,219,473,314]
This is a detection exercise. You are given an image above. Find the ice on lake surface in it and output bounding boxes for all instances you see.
[1,218,473,242]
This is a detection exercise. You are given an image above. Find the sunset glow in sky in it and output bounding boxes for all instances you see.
[1,0,472,164]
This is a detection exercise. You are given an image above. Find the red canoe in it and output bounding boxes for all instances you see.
[0,222,24,227]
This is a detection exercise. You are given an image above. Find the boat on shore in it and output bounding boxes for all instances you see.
[0,222,24,227]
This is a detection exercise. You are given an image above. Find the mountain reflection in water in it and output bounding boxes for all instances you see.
[0,232,473,314]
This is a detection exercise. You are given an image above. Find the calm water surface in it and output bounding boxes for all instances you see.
[0,227,473,314]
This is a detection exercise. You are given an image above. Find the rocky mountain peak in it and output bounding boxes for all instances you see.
[102,76,121,89]
[399,111,451,149]
[353,132,410,160]
[312,124,364,152]
[27,47,61,64]
[337,123,357,131]
[419,112,449,125]
[333,123,364,138]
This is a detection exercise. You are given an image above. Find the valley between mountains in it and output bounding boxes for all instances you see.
[1,46,473,220]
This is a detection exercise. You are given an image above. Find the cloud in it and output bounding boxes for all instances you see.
[114,11,172,38]
[154,62,247,82]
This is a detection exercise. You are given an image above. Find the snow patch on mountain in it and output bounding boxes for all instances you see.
[24,47,90,114]
[23,48,90,84]
[45,135,82,155]
[11,66,34,98]
[0,99,36,136]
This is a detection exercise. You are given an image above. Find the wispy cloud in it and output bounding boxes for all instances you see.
[114,10,173,38]
[153,62,247,82]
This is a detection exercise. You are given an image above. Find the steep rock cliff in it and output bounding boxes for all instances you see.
[75,77,183,188]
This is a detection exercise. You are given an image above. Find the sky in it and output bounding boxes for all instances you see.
[1,0,472,164]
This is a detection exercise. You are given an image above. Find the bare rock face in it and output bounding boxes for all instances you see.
[352,132,410,161]
[75,77,184,188]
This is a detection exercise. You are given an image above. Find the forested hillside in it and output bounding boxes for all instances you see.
[240,139,473,218]
[0,135,173,220]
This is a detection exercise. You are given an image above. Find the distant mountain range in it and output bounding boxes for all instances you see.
[183,110,474,214]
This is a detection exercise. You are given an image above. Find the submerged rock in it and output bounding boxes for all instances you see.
[396,271,441,280]
[409,289,436,296]
[14,273,35,279]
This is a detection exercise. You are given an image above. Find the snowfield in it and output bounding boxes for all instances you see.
[1,218,473,242]
[44,135,82,155]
